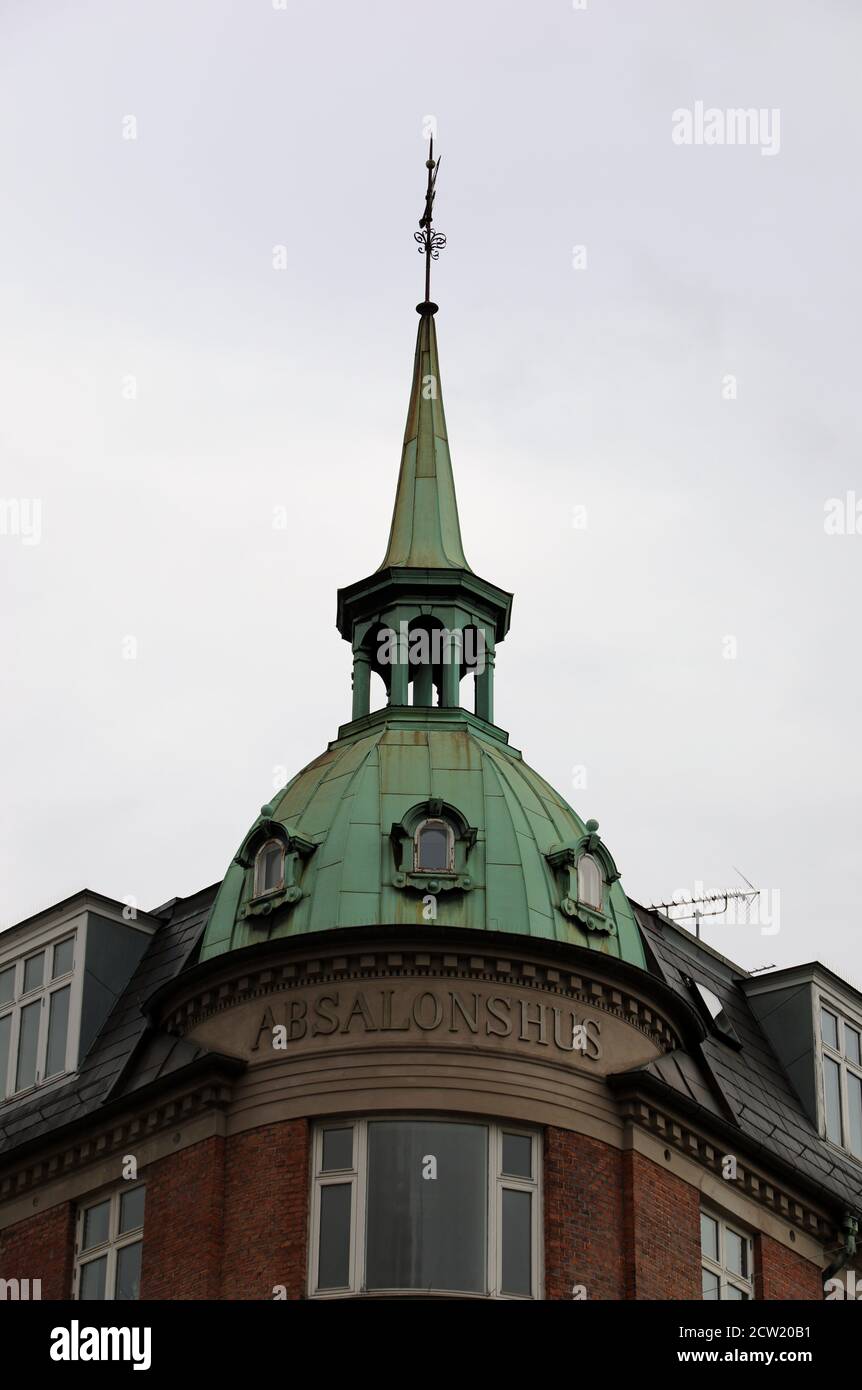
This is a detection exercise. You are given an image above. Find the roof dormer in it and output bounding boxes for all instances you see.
[0,892,158,1107]
[742,962,862,1164]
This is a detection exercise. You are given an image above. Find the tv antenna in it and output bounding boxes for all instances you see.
[649,877,760,941]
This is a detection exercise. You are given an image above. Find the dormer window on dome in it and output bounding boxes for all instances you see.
[414,819,454,874]
[236,815,317,924]
[546,821,621,936]
[390,800,477,897]
[254,839,285,897]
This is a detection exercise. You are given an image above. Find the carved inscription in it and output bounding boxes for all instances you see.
[251,987,602,1059]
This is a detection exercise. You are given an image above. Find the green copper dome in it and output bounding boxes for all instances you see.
[200,711,645,967]
[202,264,645,969]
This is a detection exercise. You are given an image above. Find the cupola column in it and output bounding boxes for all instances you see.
[440,629,461,708]
[475,641,495,723]
[388,635,410,706]
[413,658,434,706]
[351,649,372,720]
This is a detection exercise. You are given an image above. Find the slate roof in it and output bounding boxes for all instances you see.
[0,885,229,1162]
[625,903,862,1218]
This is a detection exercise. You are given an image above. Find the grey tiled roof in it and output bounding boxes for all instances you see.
[0,886,221,1161]
[629,903,862,1217]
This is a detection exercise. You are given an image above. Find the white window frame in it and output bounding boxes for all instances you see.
[700,1209,754,1300]
[74,1184,145,1301]
[308,1116,542,1299]
[0,926,82,1103]
[817,993,862,1160]
[413,819,455,874]
[253,838,285,898]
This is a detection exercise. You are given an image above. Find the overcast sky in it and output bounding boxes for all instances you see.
[1,1,860,985]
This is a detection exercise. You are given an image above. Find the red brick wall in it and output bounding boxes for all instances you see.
[544,1127,625,1299]
[140,1135,225,1299]
[622,1150,701,1299]
[137,1121,310,1301]
[0,1201,75,1300]
[756,1233,823,1301]
[221,1120,309,1300]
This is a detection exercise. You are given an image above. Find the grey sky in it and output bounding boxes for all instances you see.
[1,1,860,983]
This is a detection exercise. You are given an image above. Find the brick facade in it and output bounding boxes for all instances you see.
[755,1232,824,1301]
[544,1132,705,1301]
[622,1149,702,1299]
[0,1200,75,1300]
[139,1122,309,1300]
[0,1120,830,1301]
[141,1134,226,1299]
[544,1127,625,1299]
[221,1120,309,1300]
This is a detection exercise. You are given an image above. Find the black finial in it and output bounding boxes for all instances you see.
[414,137,446,313]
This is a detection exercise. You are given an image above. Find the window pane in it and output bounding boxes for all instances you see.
[79,1256,107,1300]
[702,1268,720,1300]
[416,825,449,872]
[821,1009,839,1050]
[700,1213,719,1261]
[847,1073,862,1159]
[15,1000,40,1091]
[366,1120,487,1293]
[262,845,282,892]
[0,1013,10,1100]
[824,1055,842,1143]
[52,938,74,979]
[724,1283,747,1300]
[725,1229,747,1278]
[23,953,44,994]
[0,967,13,1006]
[116,1241,142,1300]
[845,1027,861,1067]
[321,1127,353,1172]
[501,1133,532,1179]
[119,1187,146,1234]
[501,1188,532,1296]
[83,1200,111,1251]
[318,1184,351,1289]
[578,855,602,909]
[45,986,70,1078]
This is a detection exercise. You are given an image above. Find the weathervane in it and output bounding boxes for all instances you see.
[414,137,446,309]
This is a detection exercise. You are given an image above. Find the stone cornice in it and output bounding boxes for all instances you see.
[611,1079,844,1241]
[150,930,696,1058]
[0,1062,242,1206]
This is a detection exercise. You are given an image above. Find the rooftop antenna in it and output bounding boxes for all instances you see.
[649,878,760,941]
[414,137,446,311]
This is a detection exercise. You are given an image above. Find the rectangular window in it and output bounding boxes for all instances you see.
[75,1186,145,1301]
[310,1118,541,1298]
[819,998,862,1159]
[701,1210,754,1300]
[0,931,77,1101]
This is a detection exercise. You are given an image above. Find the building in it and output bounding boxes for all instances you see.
[1,270,861,1302]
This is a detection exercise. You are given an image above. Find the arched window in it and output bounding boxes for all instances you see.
[577,854,603,911]
[254,839,285,896]
[413,819,454,873]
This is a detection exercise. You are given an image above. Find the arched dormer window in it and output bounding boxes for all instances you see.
[254,839,285,897]
[577,854,603,911]
[414,818,454,873]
